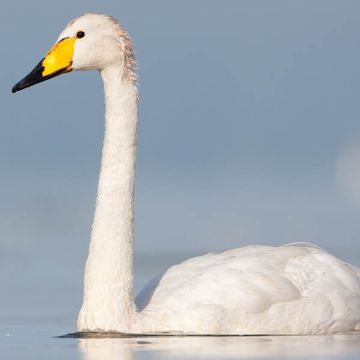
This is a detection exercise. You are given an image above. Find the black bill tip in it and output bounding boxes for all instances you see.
[11,59,71,94]
[12,59,45,94]
[12,80,27,93]
[11,59,72,94]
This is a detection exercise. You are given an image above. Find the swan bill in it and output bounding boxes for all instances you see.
[12,37,76,93]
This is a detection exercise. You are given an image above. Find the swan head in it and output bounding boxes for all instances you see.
[12,13,136,93]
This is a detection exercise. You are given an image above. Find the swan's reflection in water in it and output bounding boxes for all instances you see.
[78,333,360,359]
[79,338,134,360]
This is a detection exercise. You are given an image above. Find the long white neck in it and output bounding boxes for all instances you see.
[77,65,138,333]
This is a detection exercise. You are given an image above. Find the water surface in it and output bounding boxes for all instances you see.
[1,250,359,360]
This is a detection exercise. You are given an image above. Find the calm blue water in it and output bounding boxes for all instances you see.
[1,249,359,360]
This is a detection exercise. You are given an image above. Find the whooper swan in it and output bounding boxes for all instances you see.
[12,13,360,335]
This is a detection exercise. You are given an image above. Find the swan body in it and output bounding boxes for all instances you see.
[12,13,360,335]
[136,243,360,334]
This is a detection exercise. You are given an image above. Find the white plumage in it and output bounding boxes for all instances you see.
[13,13,360,335]
[137,243,360,334]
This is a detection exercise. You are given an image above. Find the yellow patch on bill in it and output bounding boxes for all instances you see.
[42,37,76,77]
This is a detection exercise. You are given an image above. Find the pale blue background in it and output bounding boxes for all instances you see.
[1,0,360,350]
[2,0,360,254]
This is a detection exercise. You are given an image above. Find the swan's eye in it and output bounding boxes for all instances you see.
[76,31,85,39]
